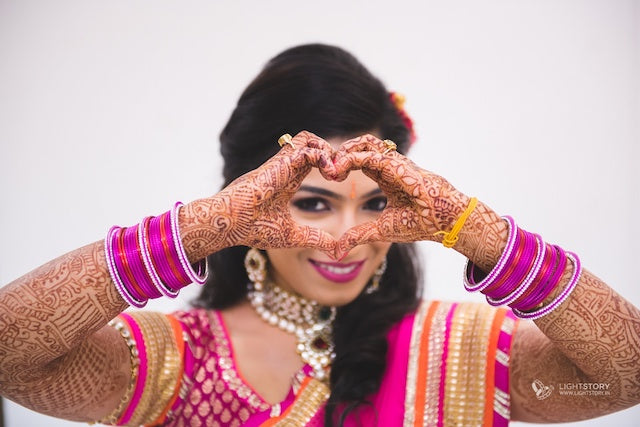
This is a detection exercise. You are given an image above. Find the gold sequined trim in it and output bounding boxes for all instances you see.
[209,311,271,412]
[403,300,429,427]
[444,303,494,426]
[97,319,140,425]
[126,312,183,426]
[425,301,451,425]
[272,378,330,426]
[403,301,505,427]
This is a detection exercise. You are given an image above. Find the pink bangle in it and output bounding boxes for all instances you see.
[139,216,180,298]
[510,243,555,308]
[171,202,208,285]
[464,216,517,292]
[512,252,581,320]
[114,227,148,302]
[105,226,147,308]
[123,225,162,299]
[148,213,183,290]
[485,230,539,301]
[482,228,526,296]
[161,209,191,285]
[513,246,568,311]
[487,233,546,306]
[105,202,209,305]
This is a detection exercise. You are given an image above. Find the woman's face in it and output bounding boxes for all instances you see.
[265,146,391,306]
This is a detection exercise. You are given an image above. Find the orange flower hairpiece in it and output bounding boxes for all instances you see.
[390,92,417,145]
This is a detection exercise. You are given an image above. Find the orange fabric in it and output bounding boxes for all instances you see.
[413,301,439,426]
[483,309,506,426]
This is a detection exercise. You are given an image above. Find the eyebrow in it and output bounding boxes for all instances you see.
[297,185,383,200]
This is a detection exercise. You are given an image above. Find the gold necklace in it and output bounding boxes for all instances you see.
[247,280,336,382]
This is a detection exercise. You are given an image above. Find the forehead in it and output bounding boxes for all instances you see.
[300,168,379,194]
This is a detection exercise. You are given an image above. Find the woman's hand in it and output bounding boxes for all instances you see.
[331,135,471,258]
[180,131,340,260]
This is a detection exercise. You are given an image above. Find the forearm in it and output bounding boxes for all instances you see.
[535,270,640,406]
[453,202,640,414]
[0,241,127,385]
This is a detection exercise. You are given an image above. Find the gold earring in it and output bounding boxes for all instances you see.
[244,248,267,288]
[366,258,387,294]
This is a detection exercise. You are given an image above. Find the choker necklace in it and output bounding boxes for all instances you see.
[247,280,336,381]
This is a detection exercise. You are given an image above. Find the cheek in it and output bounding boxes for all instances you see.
[265,248,305,272]
[372,242,392,258]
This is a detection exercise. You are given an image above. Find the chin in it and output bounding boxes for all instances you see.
[313,285,367,307]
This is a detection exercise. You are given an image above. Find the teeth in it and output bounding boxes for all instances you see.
[316,262,357,275]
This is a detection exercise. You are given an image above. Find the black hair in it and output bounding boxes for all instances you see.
[193,43,422,425]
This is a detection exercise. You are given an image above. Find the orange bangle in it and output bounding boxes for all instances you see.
[433,197,478,248]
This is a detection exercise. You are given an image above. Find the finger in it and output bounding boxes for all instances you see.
[334,134,385,155]
[331,151,395,192]
[289,224,339,260]
[285,147,337,185]
[341,151,429,200]
[335,221,385,260]
[291,132,339,180]
[333,146,399,177]
[292,130,334,151]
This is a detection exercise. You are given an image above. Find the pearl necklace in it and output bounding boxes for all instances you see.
[247,280,336,381]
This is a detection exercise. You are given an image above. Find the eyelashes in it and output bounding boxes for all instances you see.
[291,197,330,212]
[363,196,387,211]
[291,196,387,213]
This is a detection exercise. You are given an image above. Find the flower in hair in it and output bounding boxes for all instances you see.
[390,92,417,145]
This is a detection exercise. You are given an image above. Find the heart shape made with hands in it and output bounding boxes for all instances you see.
[257,131,464,260]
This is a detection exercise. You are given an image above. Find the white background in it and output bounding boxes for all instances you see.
[1,0,638,426]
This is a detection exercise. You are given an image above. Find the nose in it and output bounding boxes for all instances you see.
[329,208,360,240]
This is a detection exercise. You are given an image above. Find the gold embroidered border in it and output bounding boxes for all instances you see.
[425,301,453,426]
[97,318,140,425]
[209,311,271,412]
[444,303,494,426]
[271,378,330,426]
[126,312,183,426]
[403,300,430,427]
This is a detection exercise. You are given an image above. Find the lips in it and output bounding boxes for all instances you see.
[309,259,365,283]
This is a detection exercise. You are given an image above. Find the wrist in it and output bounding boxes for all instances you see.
[179,194,238,263]
[454,200,508,273]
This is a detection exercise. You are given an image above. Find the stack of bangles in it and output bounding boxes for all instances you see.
[463,215,582,320]
[104,202,209,307]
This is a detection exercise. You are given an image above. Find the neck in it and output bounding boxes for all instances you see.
[247,280,336,381]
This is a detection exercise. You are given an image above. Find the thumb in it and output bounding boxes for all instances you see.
[289,224,339,260]
[335,221,383,260]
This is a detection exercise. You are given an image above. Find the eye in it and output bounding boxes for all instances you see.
[292,197,331,212]
[363,196,387,212]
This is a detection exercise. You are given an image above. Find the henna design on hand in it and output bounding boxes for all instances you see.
[0,241,130,418]
[331,135,507,265]
[179,131,340,261]
[510,269,640,421]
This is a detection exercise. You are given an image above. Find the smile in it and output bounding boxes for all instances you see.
[309,259,365,283]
